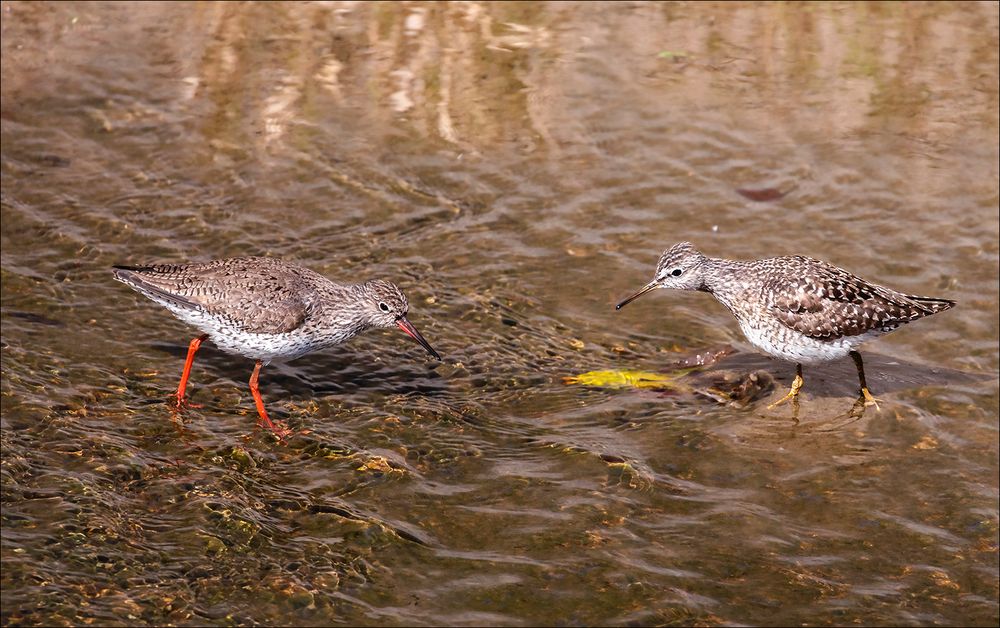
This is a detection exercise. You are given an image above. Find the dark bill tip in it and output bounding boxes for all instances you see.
[397,317,441,361]
[615,281,659,310]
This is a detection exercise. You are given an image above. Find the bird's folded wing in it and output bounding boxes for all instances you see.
[766,258,920,340]
[198,285,310,335]
[117,261,310,335]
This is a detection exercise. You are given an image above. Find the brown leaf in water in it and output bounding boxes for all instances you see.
[736,186,790,202]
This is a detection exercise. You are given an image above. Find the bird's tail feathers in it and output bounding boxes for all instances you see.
[112,265,200,312]
[907,295,956,315]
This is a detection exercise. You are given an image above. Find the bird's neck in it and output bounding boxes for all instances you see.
[313,285,373,341]
[701,257,753,313]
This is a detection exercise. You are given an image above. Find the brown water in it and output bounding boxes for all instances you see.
[2,2,998,626]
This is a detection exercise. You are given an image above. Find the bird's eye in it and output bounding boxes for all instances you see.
[379,302,390,312]
[671,268,683,277]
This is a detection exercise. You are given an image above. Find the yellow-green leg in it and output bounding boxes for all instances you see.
[768,363,804,409]
[850,350,880,408]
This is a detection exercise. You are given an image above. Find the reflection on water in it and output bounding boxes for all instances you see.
[2,1,998,626]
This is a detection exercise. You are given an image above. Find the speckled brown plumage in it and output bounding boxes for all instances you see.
[763,256,953,341]
[113,256,440,436]
[617,242,955,409]
[114,257,322,336]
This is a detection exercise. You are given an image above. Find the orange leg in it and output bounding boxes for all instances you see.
[249,360,291,437]
[175,334,208,408]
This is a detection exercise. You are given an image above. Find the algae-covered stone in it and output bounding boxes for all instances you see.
[228,446,257,470]
[199,533,227,555]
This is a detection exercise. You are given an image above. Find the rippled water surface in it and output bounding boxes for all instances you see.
[2,2,998,625]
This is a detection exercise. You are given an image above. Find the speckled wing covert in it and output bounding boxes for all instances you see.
[112,257,312,335]
[765,256,955,341]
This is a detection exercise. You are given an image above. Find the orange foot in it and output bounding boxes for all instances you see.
[171,395,203,410]
[258,419,294,441]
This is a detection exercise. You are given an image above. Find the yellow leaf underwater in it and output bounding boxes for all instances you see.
[563,369,691,390]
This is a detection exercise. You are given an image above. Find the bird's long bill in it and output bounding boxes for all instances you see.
[615,281,659,310]
[396,317,442,360]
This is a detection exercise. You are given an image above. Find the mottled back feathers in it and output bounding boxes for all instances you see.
[113,257,328,335]
[760,256,954,341]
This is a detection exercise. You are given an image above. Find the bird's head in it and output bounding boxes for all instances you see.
[616,242,709,309]
[357,280,440,360]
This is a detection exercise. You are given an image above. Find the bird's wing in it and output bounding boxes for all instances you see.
[765,257,931,341]
[114,258,311,335]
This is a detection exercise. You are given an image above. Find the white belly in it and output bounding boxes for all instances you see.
[735,317,879,365]
[160,302,322,363]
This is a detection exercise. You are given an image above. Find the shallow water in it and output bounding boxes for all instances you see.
[2,1,998,626]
